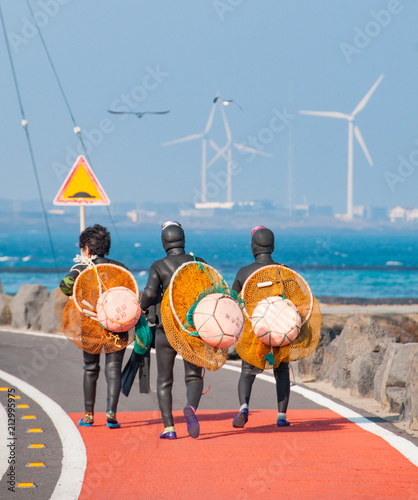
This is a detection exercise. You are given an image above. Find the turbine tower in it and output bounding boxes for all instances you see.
[163,97,271,205]
[299,74,384,219]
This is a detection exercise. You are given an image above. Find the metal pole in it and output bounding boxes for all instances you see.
[80,205,86,232]
[347,121,353,219]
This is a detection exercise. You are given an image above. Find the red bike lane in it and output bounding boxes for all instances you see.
[70,409,418,499]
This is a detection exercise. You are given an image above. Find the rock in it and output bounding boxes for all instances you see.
[40,288,69,333]
[11,284,50,330]
[297,325,337,379]
[350,352,382,397]
[322,337,339,380]
[0,293,13,325]
[331,315,393,390]
[379,343,418,414]
[407,347,418,430]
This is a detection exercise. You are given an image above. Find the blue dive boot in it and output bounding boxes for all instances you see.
[160,427,177,440]
[106,411,121,429]
[183,405,200,438]
[232,408,249,428]
[78,412,93,427]
[276,413,290,427]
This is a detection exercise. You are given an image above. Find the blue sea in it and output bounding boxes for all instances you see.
[0,229,417,299]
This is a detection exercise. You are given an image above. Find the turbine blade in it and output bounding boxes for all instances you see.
[351,74,384,117]
[162,132,204,146]
[299,110,351,120]
[233,143,273,157]
[354,126,373,166]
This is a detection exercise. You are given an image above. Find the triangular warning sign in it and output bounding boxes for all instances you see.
[53,156,110,206]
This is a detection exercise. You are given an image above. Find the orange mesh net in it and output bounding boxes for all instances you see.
[62,264,138,354]
[161,261,229,371]
[235,265,321,370]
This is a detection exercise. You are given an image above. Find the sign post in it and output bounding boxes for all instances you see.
[53,156,110,232]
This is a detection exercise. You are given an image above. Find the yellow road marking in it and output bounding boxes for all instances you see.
[22,415,36,420]
[18,483,37,488]
[10,394,21,399]
[17,404,30,408]
[0,387,10,391]
[27,462,45,467]
[29,443,45,448]
[27,428,43,433]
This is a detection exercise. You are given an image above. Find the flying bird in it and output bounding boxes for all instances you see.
[107,110,170,118]
[213,97,243,110]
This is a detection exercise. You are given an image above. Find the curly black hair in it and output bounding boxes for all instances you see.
[79,224,111,257]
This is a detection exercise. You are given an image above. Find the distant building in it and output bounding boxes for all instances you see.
[352,205,365,218]
[126,209,157,224]
[389,206,407,222]
[308,205,334,217]
[406,208,418,222]
[294,204,309,217]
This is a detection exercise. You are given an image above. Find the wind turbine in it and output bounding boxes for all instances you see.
[299,74,384,219]
[163,97,271,204]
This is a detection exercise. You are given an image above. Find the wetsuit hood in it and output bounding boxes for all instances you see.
[161,223,185,254]
[251,226,274,258]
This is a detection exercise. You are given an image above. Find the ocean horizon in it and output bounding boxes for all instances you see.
[0,229,417,299]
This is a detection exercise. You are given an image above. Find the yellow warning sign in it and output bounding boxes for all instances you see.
[53,156,110,206]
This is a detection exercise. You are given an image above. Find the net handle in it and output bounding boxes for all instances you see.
[241,264,314,326]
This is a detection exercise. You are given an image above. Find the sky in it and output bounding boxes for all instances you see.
[0,0,418,215]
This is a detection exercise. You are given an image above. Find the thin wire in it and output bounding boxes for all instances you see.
[0,2,61,284]
[24,0,131,267]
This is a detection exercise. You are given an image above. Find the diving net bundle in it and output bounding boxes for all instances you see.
[62,263,140,354]
[161,260,245,372]
[235,264,321,370]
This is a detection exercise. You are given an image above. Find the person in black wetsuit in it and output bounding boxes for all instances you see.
[140,221,204,440]
[231,226,291,428]
[60,224,128,429]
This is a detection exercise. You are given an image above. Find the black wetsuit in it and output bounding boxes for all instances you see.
[232,233,290,414]
[140,227,205,429]
[60,256,128,414]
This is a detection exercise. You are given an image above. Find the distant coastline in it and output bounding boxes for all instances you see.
[318,296,418,305]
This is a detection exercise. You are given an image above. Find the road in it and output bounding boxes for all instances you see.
[0,329,417,499]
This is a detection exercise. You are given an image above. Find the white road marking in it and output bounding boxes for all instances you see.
[221,363,418,467]
[0,370,87,500]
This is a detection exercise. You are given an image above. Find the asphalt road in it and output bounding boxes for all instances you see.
[1,329,417,499]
